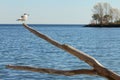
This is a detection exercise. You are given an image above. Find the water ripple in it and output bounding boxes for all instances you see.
[0,25,120,80]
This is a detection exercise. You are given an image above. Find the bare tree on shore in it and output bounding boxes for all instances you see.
[92,2,120,24]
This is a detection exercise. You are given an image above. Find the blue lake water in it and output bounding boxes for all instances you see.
[0,24,120,80]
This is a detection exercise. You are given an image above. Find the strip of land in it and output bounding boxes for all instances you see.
[85,24,120,27]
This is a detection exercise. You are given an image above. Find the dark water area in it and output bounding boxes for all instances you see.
[0,24,120,80]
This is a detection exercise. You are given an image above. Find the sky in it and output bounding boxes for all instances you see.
[0,0,120,24]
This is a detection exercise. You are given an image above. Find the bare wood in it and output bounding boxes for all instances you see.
[6,23,120,80]
[22,24,103,67]
[22,24,63,49]
[6,65,96,76]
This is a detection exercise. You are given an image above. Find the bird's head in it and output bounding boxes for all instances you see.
[24,13,29,16]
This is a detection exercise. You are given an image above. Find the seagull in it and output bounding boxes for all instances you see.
[17,13,29,22]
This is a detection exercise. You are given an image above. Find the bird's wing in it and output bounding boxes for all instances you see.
[21,16,24,18]
[17,18,24,21]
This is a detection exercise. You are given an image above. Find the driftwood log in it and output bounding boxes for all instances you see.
[6,23,120,80]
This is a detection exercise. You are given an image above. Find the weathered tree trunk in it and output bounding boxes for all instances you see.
[6,23,120,80]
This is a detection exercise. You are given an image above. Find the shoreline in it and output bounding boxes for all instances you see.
[85,24,120,27]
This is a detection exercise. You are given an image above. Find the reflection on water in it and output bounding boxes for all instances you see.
[0,25,120,80]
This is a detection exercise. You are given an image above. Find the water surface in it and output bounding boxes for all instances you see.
[0,24,120,80]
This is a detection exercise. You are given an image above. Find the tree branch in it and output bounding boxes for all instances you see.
[6,23,120,80]
[22,24,103,68]
[6,65,96,76]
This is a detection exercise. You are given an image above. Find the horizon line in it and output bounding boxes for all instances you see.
[0,23,87,25]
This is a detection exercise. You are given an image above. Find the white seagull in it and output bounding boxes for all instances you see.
[17,13,29,22]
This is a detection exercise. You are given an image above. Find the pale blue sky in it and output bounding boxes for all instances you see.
[0,0,119,24]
